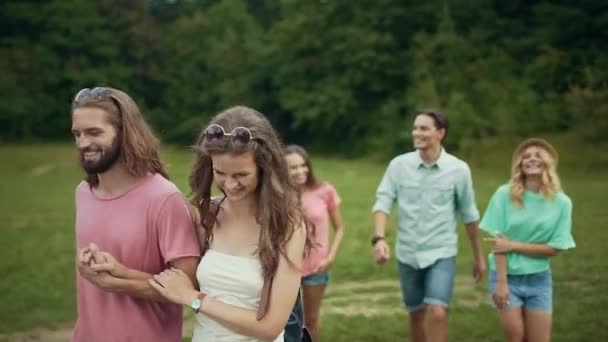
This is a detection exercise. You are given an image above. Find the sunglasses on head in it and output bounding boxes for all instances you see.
[203,124,258,145]
[73,87,112,103]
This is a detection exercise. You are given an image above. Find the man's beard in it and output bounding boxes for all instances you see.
[79,137,121,174]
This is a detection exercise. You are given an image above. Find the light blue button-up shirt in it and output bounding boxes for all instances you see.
[372,149,480,269]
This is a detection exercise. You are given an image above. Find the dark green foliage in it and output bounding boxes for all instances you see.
[2,0,607,149]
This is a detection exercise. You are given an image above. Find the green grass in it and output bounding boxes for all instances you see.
[0,135,606,341]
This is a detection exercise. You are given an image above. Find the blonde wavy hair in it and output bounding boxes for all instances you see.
[510,138,561,207]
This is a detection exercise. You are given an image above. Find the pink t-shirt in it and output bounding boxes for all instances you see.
[301,183,341,277]
[72,174,201,342]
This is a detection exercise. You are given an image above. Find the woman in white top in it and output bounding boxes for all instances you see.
[150,106,308,341]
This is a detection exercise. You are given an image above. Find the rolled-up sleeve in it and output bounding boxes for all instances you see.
[157,193,202,264]
[372,160,397,215]
[455,163,480,224]
[479,186,507,235]
[548,196,576,250]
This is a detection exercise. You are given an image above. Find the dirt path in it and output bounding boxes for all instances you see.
[1,278,485,341]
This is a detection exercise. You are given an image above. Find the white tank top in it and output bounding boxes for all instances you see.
[192,249,284,342]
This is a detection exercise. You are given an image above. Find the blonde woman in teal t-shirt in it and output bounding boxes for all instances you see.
[481,138,575,342]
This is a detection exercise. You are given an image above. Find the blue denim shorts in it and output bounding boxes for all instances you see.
[284,290,304,342]
[488,270,553,312]
[397,257,456,312]
[302,272,330,286]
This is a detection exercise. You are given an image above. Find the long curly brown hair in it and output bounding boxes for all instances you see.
[189,106,308,298]
[71,87,168,186]
[284,144,322,190]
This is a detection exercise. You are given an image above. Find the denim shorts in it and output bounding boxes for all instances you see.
[284,290,304,342]
[488,270,553,312]
[302,272,330,286]
[397,257,456,312]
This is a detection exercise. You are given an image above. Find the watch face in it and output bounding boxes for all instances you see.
[190,298,202,310]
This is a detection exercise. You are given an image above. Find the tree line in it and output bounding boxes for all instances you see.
[1,0,607,154]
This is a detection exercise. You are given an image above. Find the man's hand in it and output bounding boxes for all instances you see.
[89,250,129,278]
[373,239,390,265]
[77,251,98,281]
[77,243,123,291]
[76,249,116,290]
[79,243,129,278]
[472,258,486,283]
[79,243,107,266]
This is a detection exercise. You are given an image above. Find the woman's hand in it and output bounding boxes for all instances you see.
[315,257,333,273]
[492,281,510,310]
[485,234,514,254]
[149,268,199,306]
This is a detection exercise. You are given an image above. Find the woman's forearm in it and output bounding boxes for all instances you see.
[328,225,344,260]
[103,276,169,302]
[494,253,508,283]
[510,241,558,257]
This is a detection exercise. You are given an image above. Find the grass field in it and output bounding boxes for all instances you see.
[0,134,606,341]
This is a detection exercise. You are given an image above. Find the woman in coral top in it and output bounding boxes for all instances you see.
[285,145,345,342]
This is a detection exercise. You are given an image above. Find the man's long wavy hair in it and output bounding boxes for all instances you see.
[71,87,168,187]
[189,106,308,296]
[510,140,561,208]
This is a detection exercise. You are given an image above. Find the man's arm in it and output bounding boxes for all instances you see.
[372,211,391,264]
[95,191,201,300]
[464,221,486,282]
[457,164,485,281]
[80,246,199,302]
[371,161,397,265]
[373,211,389,239]
[99,256,199,301]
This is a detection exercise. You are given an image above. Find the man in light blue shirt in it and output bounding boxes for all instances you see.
[371,111,486,342]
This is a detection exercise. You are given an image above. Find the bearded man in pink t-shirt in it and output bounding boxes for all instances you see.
[70,87,201,342]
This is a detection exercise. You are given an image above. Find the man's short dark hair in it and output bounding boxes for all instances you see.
[415,110,448,142]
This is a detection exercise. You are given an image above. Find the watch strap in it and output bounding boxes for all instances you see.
[371,235,385,246]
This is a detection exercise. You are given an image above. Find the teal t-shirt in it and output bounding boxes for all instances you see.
[480,184,575,275]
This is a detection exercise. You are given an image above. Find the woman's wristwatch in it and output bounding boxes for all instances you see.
[189,292,207,313]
